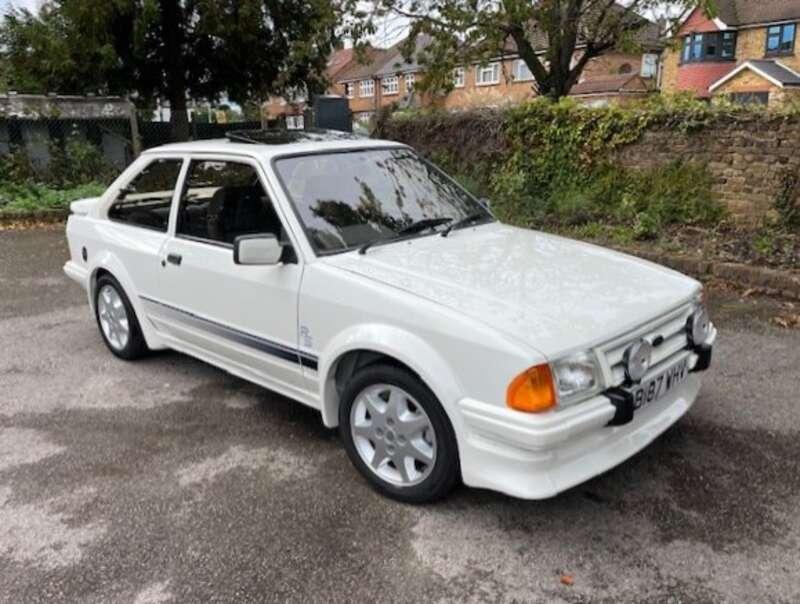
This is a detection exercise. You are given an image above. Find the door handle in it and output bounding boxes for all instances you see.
[166,253,182,266]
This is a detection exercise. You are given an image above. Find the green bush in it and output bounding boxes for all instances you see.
[0,181,106,214]
[46,138,118,187]
[0,138,117,189]
[0,148,38,183]
[380,97,729,241]
[0,138,116,213]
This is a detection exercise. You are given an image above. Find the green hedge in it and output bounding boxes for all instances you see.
[378,96,800,240]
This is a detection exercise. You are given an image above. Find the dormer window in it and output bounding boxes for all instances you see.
[681,31,736,63]
[766,23,796,56]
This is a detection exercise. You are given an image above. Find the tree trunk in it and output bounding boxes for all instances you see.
[159,0,190,141]
[169,92,190,142]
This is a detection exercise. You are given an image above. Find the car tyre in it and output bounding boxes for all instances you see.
[94,274,148,360]
[339,363,459,503]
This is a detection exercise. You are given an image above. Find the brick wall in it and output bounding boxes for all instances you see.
[612,118,800,221]
[382,110,800,224]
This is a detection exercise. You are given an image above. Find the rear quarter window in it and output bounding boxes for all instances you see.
[108,159,184,231]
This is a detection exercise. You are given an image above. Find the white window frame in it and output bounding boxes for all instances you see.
[359,79,374,98]
[404,73,415,92]
[382,75,399,95]
[452,67,465,88]
[640,53,658,78]
[286,115,304,130]
[475,62,500,86]
[513,59,534,82]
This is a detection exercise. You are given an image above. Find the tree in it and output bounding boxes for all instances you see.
[351,0,715,99]
[0,0,344,140]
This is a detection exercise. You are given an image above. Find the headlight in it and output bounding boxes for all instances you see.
[551,351,602,407]
[507,351,602,414]
[687,304,711,346]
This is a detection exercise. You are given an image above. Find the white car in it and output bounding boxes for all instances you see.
[64,131,716,502]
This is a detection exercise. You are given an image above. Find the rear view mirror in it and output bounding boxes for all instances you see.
[233,234,284,265]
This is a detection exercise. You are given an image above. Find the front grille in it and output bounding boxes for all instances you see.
[600,302,694,386]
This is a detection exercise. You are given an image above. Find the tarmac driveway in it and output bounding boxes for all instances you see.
[1,228,799,603]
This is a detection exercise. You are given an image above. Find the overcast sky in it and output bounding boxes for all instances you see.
[0,0,42,15]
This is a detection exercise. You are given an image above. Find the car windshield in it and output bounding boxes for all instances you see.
[274,148,493,254]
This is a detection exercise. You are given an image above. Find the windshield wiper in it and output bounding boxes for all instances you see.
[358,217,453,255]
[440,213,486,238]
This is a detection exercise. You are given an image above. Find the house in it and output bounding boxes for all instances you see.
[331,17,663,124]
[661,0,800,105]
[262,47,357,128]
[328,45,399,130]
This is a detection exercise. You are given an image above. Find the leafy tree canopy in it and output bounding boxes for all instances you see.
[0,0,347,139]
[349,0,717,99]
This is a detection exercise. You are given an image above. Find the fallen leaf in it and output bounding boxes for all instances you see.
[771,314,800,329]
[560,574,575,586]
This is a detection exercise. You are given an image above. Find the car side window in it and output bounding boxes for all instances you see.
[107,159,183,232]
[176,160,283,246]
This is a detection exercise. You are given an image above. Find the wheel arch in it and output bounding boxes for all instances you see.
[87,254,166,350]
[318,325,464,429]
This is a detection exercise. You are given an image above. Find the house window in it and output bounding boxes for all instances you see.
[513,59,534,82]
[344,83,354,98]
[729,92,770,106]
[766,23,796,55]
[681,32,736,63]
[286,115,304,130]
[404,73,415,92]
[452,67,465,88]
[359,79,374,97]
[476,62,500,85]
[641,53,658,78]
[381,76,399,95]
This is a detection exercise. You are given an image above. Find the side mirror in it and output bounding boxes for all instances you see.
[478,197,491,211]
[117,184,135,200]
[233,234,284,265]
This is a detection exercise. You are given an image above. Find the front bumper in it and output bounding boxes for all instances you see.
[455,334,714,500]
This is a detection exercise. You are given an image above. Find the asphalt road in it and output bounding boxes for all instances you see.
[1,228,799,603]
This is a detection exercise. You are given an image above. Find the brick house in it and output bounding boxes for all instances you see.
[661,0,800,105]
[331,26,662,125]
[262,47,356,127]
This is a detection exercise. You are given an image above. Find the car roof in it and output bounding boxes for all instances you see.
[143,134,408,161]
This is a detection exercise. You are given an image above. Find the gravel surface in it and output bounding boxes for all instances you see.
[1,229,799,603]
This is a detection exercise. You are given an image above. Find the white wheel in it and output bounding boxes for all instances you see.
[94,274,148,360]
[350,383,437,487]
[339,363,459,502]
[97,284,130,351]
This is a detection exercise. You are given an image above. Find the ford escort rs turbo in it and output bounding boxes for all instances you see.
[64,130,715,502]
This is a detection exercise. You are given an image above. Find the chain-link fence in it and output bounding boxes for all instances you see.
[0,94,261,185]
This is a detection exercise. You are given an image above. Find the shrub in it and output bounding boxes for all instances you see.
[0,182,106,214]
[774,169,800,229]
[46,138,118,187]
[0,148,38,183]
[382,97,729,241]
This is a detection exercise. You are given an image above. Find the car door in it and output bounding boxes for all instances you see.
[144,156,308,394]
[104,157,185,300]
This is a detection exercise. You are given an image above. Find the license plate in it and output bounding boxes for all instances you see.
[628,356,689,410]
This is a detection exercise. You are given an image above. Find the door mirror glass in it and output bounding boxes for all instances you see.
[234,234,284,265]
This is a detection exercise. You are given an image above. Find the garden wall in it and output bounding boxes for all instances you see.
[612,120,800,222]
[378,105,800,225]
